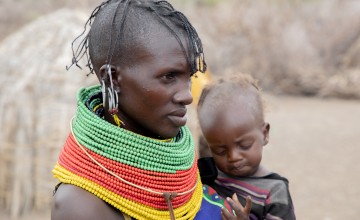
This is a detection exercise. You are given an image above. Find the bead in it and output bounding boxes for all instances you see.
[53,164,203,220]
[53,85,201,220]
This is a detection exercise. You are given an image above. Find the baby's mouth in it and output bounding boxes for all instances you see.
[229,163,246,171]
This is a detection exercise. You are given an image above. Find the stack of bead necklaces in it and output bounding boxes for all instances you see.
[53,85,203,220]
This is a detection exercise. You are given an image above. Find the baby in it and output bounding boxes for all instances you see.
[197,73,296,220]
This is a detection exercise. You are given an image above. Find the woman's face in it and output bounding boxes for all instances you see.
[116,32,193,139]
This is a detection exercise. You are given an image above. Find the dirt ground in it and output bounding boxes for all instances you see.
[5,93,359,220]
[262,94,360,219]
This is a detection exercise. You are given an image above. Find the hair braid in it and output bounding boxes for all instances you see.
[106,0,130,65]
[66,0,112,75]
[66,0,206,76]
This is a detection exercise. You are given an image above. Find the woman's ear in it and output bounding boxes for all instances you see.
[99,64,122,91]
[263,122,270,146]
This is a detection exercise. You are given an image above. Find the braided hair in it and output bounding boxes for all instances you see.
[66,0,206,76]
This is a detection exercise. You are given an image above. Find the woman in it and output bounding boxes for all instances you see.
[51,0,246,219]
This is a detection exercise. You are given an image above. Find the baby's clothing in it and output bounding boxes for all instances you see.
[198,157,296,220]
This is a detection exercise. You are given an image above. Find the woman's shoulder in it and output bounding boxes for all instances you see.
[51,183,125,220]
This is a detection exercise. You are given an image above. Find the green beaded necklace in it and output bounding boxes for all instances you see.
[72,85,195,173]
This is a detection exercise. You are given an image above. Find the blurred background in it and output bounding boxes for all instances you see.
[0,0,359,219]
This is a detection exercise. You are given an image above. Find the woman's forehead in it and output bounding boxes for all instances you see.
[120,29,189,68]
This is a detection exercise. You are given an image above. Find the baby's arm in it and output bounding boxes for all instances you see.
[221,194,252,220]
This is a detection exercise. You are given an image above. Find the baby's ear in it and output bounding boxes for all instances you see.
[263,122,270,145]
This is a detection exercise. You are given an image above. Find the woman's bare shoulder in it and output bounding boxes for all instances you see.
[51,183,124,220]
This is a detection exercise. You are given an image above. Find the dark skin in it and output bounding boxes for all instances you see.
[51,24,193,220]
[101,31,192,139]
[52,184,124,220]
[222,194,252,220]
[199,89,270,220]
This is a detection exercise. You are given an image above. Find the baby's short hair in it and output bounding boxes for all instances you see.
[197,72,266,123]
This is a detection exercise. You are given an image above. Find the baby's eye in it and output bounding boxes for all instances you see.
[236,140,253,150]
[213,149,226,156]
[240,144,252,150]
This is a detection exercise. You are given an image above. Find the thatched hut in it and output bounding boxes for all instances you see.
[0,9,97,218]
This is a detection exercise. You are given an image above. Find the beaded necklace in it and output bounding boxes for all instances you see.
[53,85,202,220]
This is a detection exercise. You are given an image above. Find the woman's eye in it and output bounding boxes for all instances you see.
[164,72,176,80]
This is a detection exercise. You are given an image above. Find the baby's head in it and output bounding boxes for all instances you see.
[197,73,269,177]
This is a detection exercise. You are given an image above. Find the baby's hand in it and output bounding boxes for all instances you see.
[221,194,252,220]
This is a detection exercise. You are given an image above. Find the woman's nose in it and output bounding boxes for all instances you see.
[173,80,193,105]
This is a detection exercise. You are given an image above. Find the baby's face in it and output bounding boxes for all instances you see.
[200,99,269,177]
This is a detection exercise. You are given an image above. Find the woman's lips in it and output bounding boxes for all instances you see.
[168,115,187,127]
[168,108,187,127]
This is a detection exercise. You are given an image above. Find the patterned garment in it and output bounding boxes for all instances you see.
[199,157,296,220]
[195,185,232,220]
